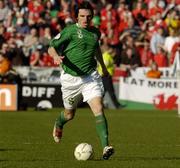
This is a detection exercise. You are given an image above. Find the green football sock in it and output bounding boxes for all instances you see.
[95,114,109,148]
[55,111,68,129]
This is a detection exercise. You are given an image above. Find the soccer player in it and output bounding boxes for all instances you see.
[48,1,114,160]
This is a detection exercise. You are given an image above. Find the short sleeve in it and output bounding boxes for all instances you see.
[49,27,71,49]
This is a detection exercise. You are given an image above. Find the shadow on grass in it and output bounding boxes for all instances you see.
[116,156,180,161]
[0,160,8,162]
[1,155,180,162]
[0,148,23,152]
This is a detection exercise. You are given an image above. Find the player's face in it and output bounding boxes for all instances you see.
[77,9,92,28]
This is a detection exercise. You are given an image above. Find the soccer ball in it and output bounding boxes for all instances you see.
[74,143,93,161]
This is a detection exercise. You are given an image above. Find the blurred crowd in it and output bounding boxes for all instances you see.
[0,0,180,78]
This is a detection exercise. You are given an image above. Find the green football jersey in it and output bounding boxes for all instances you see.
[49,23,101,76]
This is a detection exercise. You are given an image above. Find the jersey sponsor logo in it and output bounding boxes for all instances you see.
[0,84,17,111]
[77,29,83,38]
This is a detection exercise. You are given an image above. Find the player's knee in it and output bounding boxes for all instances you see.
[64,110,75,121]
[92,104,103,114]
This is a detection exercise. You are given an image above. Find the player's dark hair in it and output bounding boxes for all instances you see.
[75,1,94,18]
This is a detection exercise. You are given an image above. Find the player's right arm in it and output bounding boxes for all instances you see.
[48,27,70,65]
[48,47,64,65]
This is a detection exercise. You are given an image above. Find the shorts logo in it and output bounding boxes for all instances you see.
[68,97,75,105]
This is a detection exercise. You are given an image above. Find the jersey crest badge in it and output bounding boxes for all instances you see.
[54,33,61,39]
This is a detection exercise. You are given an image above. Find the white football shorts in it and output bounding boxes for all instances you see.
[60,70,104,109]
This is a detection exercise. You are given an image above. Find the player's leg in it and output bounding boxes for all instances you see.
[88,97,114,160]
[53,71,82,142]
[82,70,114,160]
[53,90,83,143]
[53,108,75,143]
[53,94,81,143]
[88,97,108,147]
[55,109,75,129]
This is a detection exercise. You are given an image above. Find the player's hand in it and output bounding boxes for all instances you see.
[54,56,64,65]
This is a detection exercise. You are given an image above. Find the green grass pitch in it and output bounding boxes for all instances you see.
[0,108,180,168]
